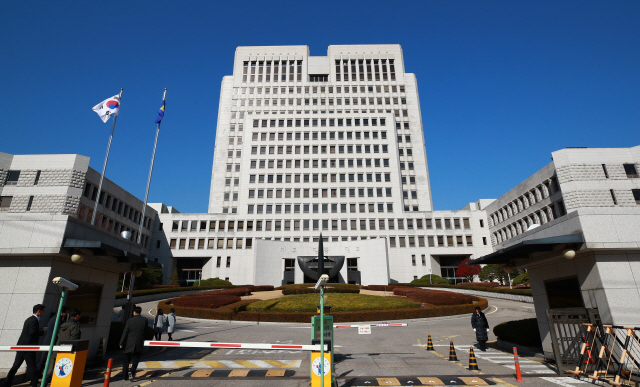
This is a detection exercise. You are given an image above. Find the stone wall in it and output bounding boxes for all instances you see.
[0,169,6,187]
[16,169,86,188]
[0,195,81,214]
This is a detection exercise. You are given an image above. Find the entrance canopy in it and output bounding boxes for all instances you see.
[470,233,584,265]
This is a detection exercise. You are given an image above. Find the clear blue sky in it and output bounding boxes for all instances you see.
[1,1,638,213]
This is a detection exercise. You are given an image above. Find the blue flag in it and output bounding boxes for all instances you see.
[154,99,165,123]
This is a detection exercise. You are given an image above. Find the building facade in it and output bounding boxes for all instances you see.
[476,146,640,358]
[0,152,157,370]
[149,45,494,286]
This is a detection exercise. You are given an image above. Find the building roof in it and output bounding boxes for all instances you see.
[470,233,584,265]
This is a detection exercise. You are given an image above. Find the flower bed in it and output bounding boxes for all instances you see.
[159,294,488,323]
[277,283,360,295]
[172,295,241,308]
[245,293,419,312]
[393,287,476,305]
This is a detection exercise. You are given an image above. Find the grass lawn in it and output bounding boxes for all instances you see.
[245,293,420,312]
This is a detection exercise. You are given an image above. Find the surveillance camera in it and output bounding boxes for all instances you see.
[52,277,78,291]
[314,274,329,290]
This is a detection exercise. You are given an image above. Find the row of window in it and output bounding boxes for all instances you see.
[2,170,40,186]
[246,203,396,214]
[168,217,475,233]
[82,182,153,230]
[235,85,406,95]
[335,59,396,82]
[252,129,389,140]
[243,60,302,82]
[489,177,558,227]
[167,234,482,250]
[253,118,387,128]
[248,144,394,156]
[493,201,566,245]
[76,204,150,248]
[246,185,395,198]
[246,160,395,176]
[239,97,406,107]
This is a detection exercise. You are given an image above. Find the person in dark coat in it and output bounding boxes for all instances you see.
[471,306,490,351]
[37,307,67,374]
[2,304,45,387]
[56,310,81,343]
[119,306,147,382]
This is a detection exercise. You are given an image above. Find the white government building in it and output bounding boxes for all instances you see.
[149,45,495,287]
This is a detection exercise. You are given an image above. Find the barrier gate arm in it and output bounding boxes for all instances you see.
[144,341,329,351]
[0,345,74,352]
[334,323,408,328]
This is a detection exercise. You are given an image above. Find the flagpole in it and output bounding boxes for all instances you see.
[91,88,123,226]
[137,88,166,244]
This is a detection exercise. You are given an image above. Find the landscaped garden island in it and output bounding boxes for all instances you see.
[157,283,489,323]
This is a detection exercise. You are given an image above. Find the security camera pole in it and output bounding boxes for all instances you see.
[41,277,78,387]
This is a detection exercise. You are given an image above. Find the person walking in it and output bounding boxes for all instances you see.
[3,304,45,387]
[166,309,176,341]
[471,306,490,351]
[37,307,67,375]
[153,309,167,341]
[119,306,147,382]
[56,310,82,343]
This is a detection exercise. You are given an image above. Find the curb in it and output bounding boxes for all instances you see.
[421,287,534,303]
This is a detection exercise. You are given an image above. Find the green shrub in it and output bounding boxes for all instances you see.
[116,285,236,299]
[158,296,488,323]
[402,283,532,296]
[512,272,529,286]
[493,318,542,347]
[173,295,241,308]
[277,283,360,295]
[246,293,420,312]
[393,288,476,305]
[410,275,450,285]
[199,278,233,287]
[107,321,154,350]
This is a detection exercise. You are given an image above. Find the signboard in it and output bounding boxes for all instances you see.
[358,325,372,335]
[310,351,332,387]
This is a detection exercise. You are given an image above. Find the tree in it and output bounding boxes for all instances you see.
[456,258,481,283]
[478,264,521,285]
[168,269,180,286]
[138,268,163,286]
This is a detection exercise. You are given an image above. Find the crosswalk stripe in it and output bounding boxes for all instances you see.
[232,360,262,368]
[263,360,302,368]
[138,359,303,369]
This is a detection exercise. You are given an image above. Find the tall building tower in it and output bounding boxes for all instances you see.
[150,45,493,286]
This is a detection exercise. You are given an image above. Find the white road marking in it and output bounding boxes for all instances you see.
[177,329,195,333]
[540,377,592,386]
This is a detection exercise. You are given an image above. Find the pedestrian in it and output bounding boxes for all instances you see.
[166,309,176,341]
[119,306,147,382]
[56,310,82,343]
[153,309,167,341]
[37,307,68,375]
[471,306,490,351]
[3,304,45,387]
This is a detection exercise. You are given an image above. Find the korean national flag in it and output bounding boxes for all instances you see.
[92,94,121,123]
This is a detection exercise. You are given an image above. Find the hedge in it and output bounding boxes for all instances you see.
[116,284,273,299]
[393,288,476,305]
[173,295,241,308]
[277,283,360,295]
[159,295,488,323]
[410,274,450,285]
[393,283,533,296]
[456,282,500,288]
[493,318,542,348]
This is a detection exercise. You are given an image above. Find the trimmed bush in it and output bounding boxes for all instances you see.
[249,286,275,292]
[393,288,476,305]
[158,297,488,323]
[246,293,420,312]
[173,295,241,309]
[493,318,542,348]
[401,283,532,296]
[512,272,530,286]
[199,278,233,287]
[366,285,407,292]
[410,274,450,285]
[456,282,500,288]
[116,285,237,299]
[277,283,360,295]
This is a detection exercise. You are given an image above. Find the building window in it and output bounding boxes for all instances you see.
[226,256,231,268]
[0,196,13,208]
[34,170,41,185]
[5,171,20,185]
[26,196,34,211]
[411,255,416,266]
[633,189,640,205]
[216,257,221,268]
[623,163,639,178]
[610,189,618,205]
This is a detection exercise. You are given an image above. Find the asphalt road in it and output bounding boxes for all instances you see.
[88,297,593,387]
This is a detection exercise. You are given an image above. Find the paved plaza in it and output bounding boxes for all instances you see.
[64,297,595,387]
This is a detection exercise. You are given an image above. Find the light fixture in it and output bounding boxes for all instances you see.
[563,249,576,259]
[121,230,131,239]
[503,264,514,274]
[132,269,143,277]
[70,253,84,263]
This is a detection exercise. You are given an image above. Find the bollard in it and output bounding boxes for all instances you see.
[468,347,479,370]
[513,347,524,383]
[426,334,434,351]
[448,341,458,361]
[103,358,113,387]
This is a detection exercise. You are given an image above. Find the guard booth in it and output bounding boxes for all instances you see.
[311,315,333,387]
